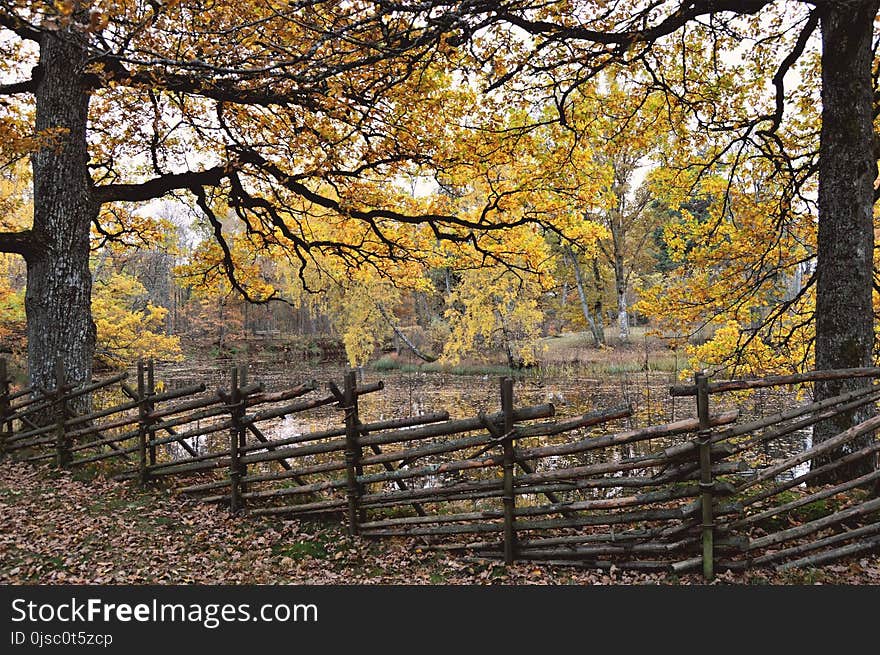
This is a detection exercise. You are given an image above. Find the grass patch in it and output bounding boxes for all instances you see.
[150,516,177,527]
[372,357,527,377]
[272,539,329,560]
[370,505,420,520]
[372,330,681,377]
[70,465,104,483]
[548,356,679,376]
[539,330,681,374]
[791,499,832,522]
[87,495,151,514]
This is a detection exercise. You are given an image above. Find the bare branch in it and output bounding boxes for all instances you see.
[0,229,38,259]
[192,185,279,306]
[94,166,230,205]
[233,147,538,234]
[0,8,41,42]
[758,11,820,136]
[490,0,772,49]
[0,78,35,95]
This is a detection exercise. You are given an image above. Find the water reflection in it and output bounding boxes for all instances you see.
[147,357,813,500]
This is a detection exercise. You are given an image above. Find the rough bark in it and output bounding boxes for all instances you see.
[26,27,96,400]
[812,0,880,483]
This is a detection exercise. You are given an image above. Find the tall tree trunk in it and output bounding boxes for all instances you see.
[615,262,629,343]
[591,259,606,338]
[610,224,630,342]
[27,29,96,398]
[616,292,629,341]
[812,1,880,483]
[218,300,225,351]
[565,246,605,347]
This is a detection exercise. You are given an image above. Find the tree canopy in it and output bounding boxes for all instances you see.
[1,1,879,477]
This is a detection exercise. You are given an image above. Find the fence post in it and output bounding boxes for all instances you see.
[237,365,249,501]
[54,358,71,468]
[228,366,243,513]
[501,376,517,564]
[695,372,715,580]
[343,369,363,536]
[0,358,9,457]
[147,360,157,467]
[137,360,148,485]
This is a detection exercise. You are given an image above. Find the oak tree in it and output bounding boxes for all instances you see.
[0,0,507,392]
[438,0,878,479]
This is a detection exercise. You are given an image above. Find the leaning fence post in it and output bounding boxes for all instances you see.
[228,366,243,513]
[501,376,517,564]
[54,358,71,468]
[695,372,715,580]
[343,370,363,536]
[137,360,148,485]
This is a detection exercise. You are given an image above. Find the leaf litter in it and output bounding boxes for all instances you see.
[1,461,877,586]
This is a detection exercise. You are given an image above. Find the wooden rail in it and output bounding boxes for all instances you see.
[1,357,878,579]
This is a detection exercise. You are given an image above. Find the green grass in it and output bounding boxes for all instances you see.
[70,465,103,483]
[791,499,833,522]
[272,539,329,560]
[87,495,151,514]
[581,358,679,375]
[539,330,681,374]
[372,356,527,377]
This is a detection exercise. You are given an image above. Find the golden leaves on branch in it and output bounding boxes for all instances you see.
[92,273,183,366]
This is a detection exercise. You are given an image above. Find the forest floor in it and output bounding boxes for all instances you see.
[2,460,878,586]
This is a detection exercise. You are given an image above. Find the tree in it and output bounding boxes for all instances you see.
[636,172,815,376]
[440,225,555,368]
[440,0,877,478]
[91,272,182,367]
[561,242,606,347]
[176,229,277,351]
[0,163,31,358]
[0,1,507,393]
[2,1,878,480]
[545,77,669,342]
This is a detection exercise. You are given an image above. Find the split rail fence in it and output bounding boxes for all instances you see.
[1,357,879,579]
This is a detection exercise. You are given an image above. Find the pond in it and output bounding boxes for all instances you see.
[148,355,812,483]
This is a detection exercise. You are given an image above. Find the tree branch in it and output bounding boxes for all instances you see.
[758,11,820,136]
[491,0,772,48]
[0,9,41,42]
[375,301,439,362]
[191,185,279,305]
[101,67,310,108]
[233,147,537,234]
[0,78,36,95]
[0,229,38,259]
[93,166,230,204]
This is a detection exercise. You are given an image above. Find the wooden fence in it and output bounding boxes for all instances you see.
[1,357,879,579]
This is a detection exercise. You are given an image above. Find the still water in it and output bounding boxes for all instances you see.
[148,356,812,481]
